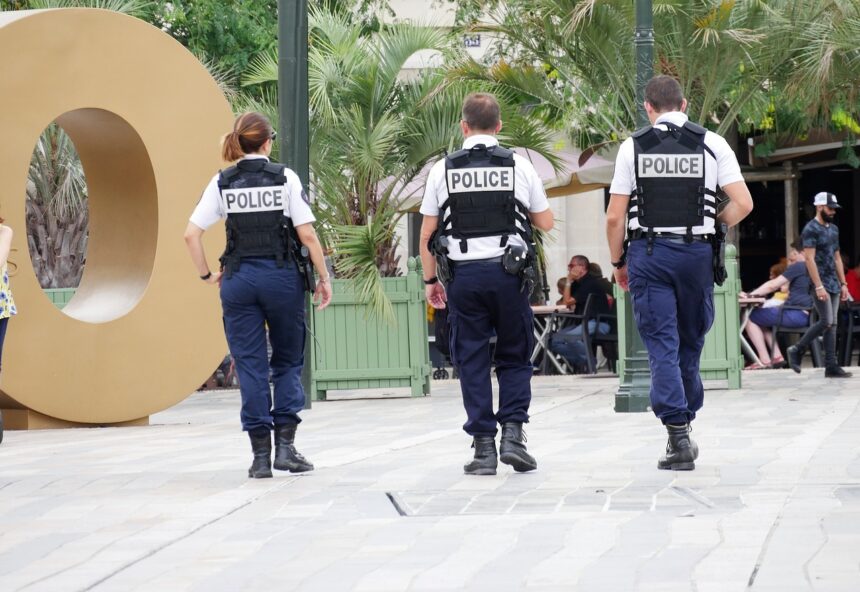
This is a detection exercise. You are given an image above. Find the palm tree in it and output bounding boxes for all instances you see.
[26,124,89,288]
[243,6,562,320]
[18,0,152,288]
[459,0,829,151]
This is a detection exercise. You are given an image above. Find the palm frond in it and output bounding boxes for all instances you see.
[331,216,398,324]
[26,0,151,15]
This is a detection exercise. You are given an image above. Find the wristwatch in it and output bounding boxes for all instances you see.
[611,258,626,269]
[423,276,439,285]
[200,271,212,280]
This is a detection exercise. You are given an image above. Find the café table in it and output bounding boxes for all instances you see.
[531,304,572,375]
[738,296,766,366]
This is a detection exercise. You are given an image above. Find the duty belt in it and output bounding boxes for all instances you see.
[450,256,504,266]
[628,229,712,243]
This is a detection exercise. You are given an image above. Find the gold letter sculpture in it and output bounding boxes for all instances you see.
[0,8,233,428]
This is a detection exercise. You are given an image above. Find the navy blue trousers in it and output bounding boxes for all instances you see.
[220,258,306,432]
[446,261,534,437]
[627,239,715,425]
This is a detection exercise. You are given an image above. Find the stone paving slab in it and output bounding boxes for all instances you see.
[1,370,860,591]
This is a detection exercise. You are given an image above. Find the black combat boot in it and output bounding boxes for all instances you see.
[786,345,802,374]
[825,366,853,378]
[499,422,537,473]
[273,423,314,473]
[248,429,273,479]
[657,424,697,471]
[464,436,498,475]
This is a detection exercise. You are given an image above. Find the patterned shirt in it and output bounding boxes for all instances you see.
[0,263,16,320]
[801,218,841,294]
[781,261,813,308]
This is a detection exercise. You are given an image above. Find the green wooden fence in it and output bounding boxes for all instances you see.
[616,243,742,389]
[308,258,431,400]
[43,288,76,309]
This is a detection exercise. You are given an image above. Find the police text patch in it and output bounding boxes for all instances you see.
[637,154,703,178]
[446,167,514,193]
[221,185,285,213]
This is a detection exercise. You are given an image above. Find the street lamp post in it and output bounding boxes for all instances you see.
[278,0,312,405]
[615,0,653,412]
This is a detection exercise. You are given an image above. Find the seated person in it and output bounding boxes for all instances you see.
[740,239,811,369]
[549,255,611,369]
[555,277,568,306]
[845,257,860,302]
[762,261,789,308]
[588,262,614,296]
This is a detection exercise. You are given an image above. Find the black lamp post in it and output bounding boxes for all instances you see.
[615,0,653,412]
[278,0,312,403]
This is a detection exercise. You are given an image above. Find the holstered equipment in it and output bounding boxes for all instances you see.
[428,228,453,287]
[711,222,728,286]
[285,218,315,293]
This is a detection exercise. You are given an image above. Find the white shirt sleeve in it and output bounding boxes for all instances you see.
[188,174,225,230]
[522,160,550,213]
[608,138,636,195]
[419,161,445,216]
[708,132,745,187]
[284,169,316,226]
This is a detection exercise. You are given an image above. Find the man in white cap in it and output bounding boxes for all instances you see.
[786,192,853,377]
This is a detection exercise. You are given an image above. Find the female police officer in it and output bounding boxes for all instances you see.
[184,112,331,479]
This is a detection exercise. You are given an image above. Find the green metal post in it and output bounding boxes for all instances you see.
[615,0,653,413]
[278,0,312,407]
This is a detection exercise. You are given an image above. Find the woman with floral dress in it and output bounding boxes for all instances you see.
[0,220,15,444]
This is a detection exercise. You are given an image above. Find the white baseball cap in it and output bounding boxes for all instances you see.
[813,192,841,208]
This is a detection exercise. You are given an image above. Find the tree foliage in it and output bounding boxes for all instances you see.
[243,6,562,320]
[450,0,860,163]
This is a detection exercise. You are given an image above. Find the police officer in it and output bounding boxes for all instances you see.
[184,112,332,479]
[606,76,753,471]
[419,93,554,475]
[786,192,853,378]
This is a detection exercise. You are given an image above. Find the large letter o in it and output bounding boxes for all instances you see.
[0,9,232,426]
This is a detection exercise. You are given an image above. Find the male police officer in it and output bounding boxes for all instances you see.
[606,76,753,471]
[786,192,853,378]
[420,93,554,475]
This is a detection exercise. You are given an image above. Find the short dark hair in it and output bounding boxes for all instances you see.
[645,75,684,112]
[462,93,501,131]
[571,255,590,268]
[790,238,803,252]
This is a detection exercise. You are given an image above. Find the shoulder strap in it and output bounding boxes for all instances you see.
[445,149,471,168]
[217,165,241,190]
[631,125,653,139]
[683,120,707,135]
[631,126,661,152]
[263,162,288,184]
[487,145,515,165]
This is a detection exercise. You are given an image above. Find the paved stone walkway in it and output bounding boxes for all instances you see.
[1,369,859,591]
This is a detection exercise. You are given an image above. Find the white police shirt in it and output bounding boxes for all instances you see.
[189,155,315,230]
[420,135,550,261]
[609,111,743,235]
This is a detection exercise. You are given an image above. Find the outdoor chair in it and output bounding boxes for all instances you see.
[771,304,822,367]
[591,298,618,373]
[548,293,613,375]
[837,301,860,367]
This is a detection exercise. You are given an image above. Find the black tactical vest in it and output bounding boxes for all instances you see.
[629,121,718,234]
[217,159,292,275]
[439,144,531,254]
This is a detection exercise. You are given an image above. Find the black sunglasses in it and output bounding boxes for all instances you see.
[270,131,277,141]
